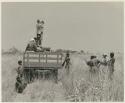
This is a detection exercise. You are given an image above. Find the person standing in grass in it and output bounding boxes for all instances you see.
[86,55,101,82]
[86,56,95,72]
[100,54,108,73]
[99,54,109,80]
[101,54,108,66]
[15,60,27,93]
[86,56,100,73]
[62,52,71,74]
[17,60,23,78]
[15,76,23,93]
[108,52,115,80]
[15,76,27,93]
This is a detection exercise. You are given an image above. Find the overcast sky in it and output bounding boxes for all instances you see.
[2,2,123,52]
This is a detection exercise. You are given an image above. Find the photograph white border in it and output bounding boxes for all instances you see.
[0,0,124,103]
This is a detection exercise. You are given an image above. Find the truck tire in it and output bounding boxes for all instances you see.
[53,69,58,83]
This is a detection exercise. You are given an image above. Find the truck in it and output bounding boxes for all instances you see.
[22,51,63,83]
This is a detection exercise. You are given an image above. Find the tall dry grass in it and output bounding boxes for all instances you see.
[61,53,124,102]
[2,53,124,102]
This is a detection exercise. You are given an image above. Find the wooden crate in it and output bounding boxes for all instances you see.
[23,51,63,69]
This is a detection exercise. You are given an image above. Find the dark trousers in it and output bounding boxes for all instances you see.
[37,34,42,46]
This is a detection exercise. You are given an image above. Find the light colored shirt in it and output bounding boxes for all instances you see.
[36,22,44,34]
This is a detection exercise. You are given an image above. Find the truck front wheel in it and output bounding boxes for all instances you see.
[52,69,58,83]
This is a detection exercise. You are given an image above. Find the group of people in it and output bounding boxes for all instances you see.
[15,51,115,93]
[61,51,115,80]
[25,19,44,52]
[15,19,116,92]
[59,51,115,80]
[86,52,115,80]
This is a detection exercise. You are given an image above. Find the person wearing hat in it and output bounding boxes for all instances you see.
[101,54,108,66]
[86,55,100,73]
[25,38,37,52]
[86,56,95,72]
[85,55,100,82]
[98,54,108,78]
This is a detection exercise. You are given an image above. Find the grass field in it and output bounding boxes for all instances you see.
[2,52,124,102]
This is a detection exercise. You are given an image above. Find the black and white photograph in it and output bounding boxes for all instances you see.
[1,1,124,102]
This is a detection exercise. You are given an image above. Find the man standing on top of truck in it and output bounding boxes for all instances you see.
[36,19,44,46]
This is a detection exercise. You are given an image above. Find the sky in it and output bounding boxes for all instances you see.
[2,2,124,52]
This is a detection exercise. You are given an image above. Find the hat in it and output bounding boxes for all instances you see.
[103,54,107,57]
[30,38,34,41]
[41,20,44,24]
[91,55,96,59]
[110,52,114,58]
[66,51,70,56]
[37,19,40,23]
